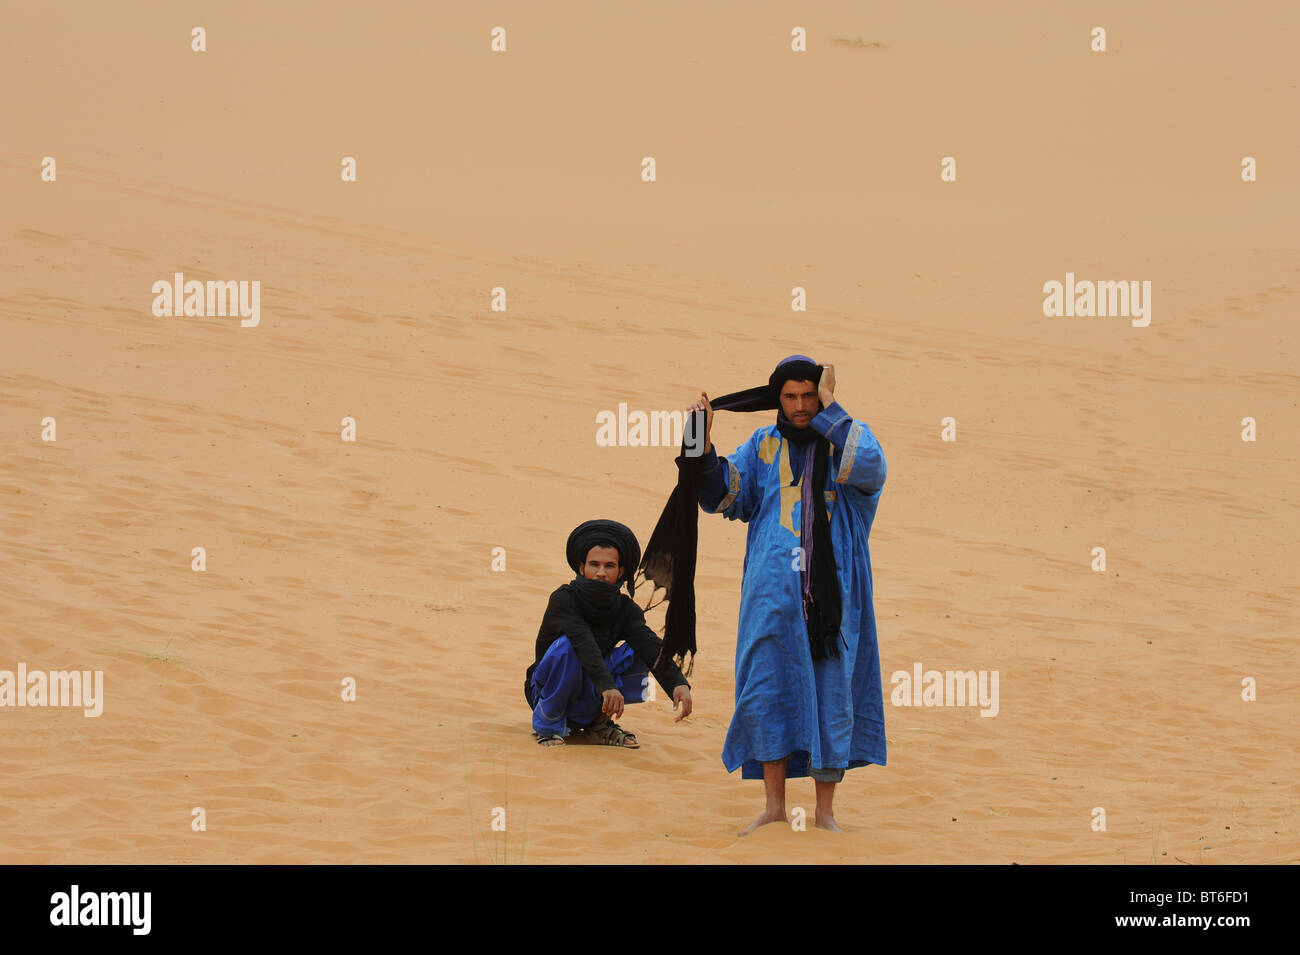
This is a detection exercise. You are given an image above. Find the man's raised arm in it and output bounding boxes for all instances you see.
[679,391,760,521]
[809,364,886,494]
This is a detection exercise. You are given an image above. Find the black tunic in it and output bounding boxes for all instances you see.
[525,584,691,704]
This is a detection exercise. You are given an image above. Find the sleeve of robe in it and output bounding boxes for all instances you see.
[539,587,618,693]
[810,399,886,493]
[620,602,691,695]
[695,436,763,521]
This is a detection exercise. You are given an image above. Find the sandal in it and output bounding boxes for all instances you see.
[583,718,639,748]
[536,732,565,746]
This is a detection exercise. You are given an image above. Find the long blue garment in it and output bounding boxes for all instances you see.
[700,401,887,779]
[527,636,650,737]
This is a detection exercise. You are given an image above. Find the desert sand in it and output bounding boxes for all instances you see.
[1,1,1297,864]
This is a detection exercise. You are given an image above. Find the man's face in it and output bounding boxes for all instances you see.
[581,545,623,585]
[779,379,820,428]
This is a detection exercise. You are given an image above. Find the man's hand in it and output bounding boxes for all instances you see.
[672,685,693,722]
[818,363,836,411]
[686,391,714,455]
[601,688,625,719]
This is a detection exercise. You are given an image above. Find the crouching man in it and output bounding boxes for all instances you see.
[525,519,692,747]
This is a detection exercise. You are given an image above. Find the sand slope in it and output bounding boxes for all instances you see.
[1,1,1297,863]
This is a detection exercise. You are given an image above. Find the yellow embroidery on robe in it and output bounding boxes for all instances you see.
[779,440,841,532]
[835,421,865,484]
[715,458,741,512]
[778,436,800,536]
[757,434,780,465]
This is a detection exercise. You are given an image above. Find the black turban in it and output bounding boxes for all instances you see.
[768,356,823,399]
[566,519,642,598]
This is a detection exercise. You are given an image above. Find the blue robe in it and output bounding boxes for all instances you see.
[698,401,887,779]
[528,637,650,737]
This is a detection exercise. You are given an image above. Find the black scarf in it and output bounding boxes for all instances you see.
[565,574,624,629]
[640,356,843,673]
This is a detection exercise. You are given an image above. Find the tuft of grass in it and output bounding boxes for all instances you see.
[1148,814,1165,864]
[459,721,528,865]
[459,724,481,865]
[114,627,211,678]
[828,35,883,48]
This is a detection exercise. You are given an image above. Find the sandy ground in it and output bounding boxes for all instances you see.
[1,1,1297,864]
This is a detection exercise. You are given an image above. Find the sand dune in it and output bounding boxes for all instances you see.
[1,1,1297,864]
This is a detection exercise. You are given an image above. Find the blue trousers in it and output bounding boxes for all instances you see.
[528,636,651,737]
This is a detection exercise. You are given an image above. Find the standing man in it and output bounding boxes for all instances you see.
[684,355,887,834]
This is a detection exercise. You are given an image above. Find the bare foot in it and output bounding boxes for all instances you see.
[815,811,844,833]
[739,808,787,837]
